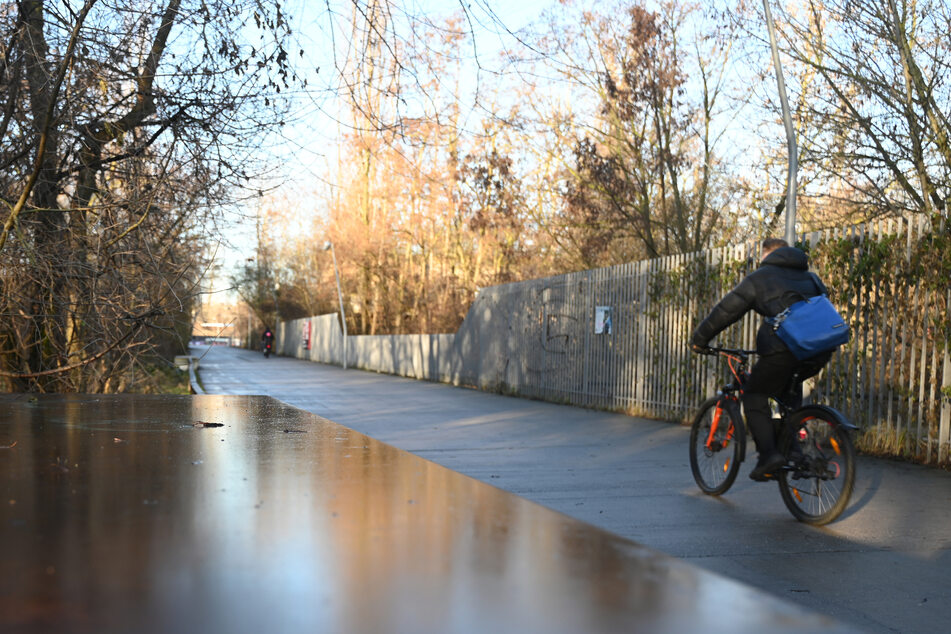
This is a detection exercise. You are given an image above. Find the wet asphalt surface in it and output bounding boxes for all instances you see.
[196,344,951,633]
[2,393,859,633]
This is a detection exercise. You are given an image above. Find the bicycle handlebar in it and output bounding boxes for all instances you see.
[695,345,756,357]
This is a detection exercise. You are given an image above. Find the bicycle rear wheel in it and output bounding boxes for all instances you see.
[778,414,855,525]
[689,397,744,495]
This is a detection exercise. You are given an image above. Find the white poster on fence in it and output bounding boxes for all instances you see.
[595,306,613,335]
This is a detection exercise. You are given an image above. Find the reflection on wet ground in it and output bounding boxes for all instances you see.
[0,394,853,633]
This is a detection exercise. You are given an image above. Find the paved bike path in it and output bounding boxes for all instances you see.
[196,345,951,634]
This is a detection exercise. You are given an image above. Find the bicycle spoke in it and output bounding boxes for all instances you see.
[819,481,839,514]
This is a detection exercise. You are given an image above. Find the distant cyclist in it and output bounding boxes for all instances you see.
[689,238,833,481]
[261,328,274,357]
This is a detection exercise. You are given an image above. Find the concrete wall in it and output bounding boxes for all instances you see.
[351,334,455,382]
[447,282,539,392]
[277,314,454,382]
[277,313,344,365]
[276,281,549,392]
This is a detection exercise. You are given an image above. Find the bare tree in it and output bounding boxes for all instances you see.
[519,1,742,265]
[0,0,295,391]
[765,0,951,222]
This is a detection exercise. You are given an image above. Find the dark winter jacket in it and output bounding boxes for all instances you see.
[690,246,829,355]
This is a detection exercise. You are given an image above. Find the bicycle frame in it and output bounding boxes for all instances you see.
[703,348,752,463]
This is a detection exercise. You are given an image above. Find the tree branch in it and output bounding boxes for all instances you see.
[0,0,97,254]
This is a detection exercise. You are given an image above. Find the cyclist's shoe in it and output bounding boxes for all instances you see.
[749,451,785,482]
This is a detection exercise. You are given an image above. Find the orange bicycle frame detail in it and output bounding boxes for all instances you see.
[704,350,745,452]
[705,400,735,450]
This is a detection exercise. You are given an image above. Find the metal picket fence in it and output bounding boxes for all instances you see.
[279,214,951,465]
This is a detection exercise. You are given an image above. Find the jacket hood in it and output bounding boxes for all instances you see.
[760,246,808,270]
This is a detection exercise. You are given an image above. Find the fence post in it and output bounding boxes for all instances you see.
[940,303,951,465]
[582,270,592,406]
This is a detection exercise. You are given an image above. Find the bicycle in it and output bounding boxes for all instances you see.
[688,346,857,525]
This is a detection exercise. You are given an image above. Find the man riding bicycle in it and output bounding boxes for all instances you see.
[689,238,833,481]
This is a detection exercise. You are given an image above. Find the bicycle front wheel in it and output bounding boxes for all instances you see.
[778,414,855,525]
[689,396,744,495]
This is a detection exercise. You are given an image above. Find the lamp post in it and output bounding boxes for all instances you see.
[245,257,256,349]
[323,241,347,370]
[763,0,798,245]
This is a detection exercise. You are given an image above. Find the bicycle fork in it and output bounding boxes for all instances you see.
[706,397,747,464]
[705,404,728,450]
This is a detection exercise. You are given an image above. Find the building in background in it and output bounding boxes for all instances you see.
[191,301,242,345]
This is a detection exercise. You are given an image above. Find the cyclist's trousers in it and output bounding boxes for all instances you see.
[742,349,831,453]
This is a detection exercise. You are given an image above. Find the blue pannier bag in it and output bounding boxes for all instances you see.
[768,294,850,360]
